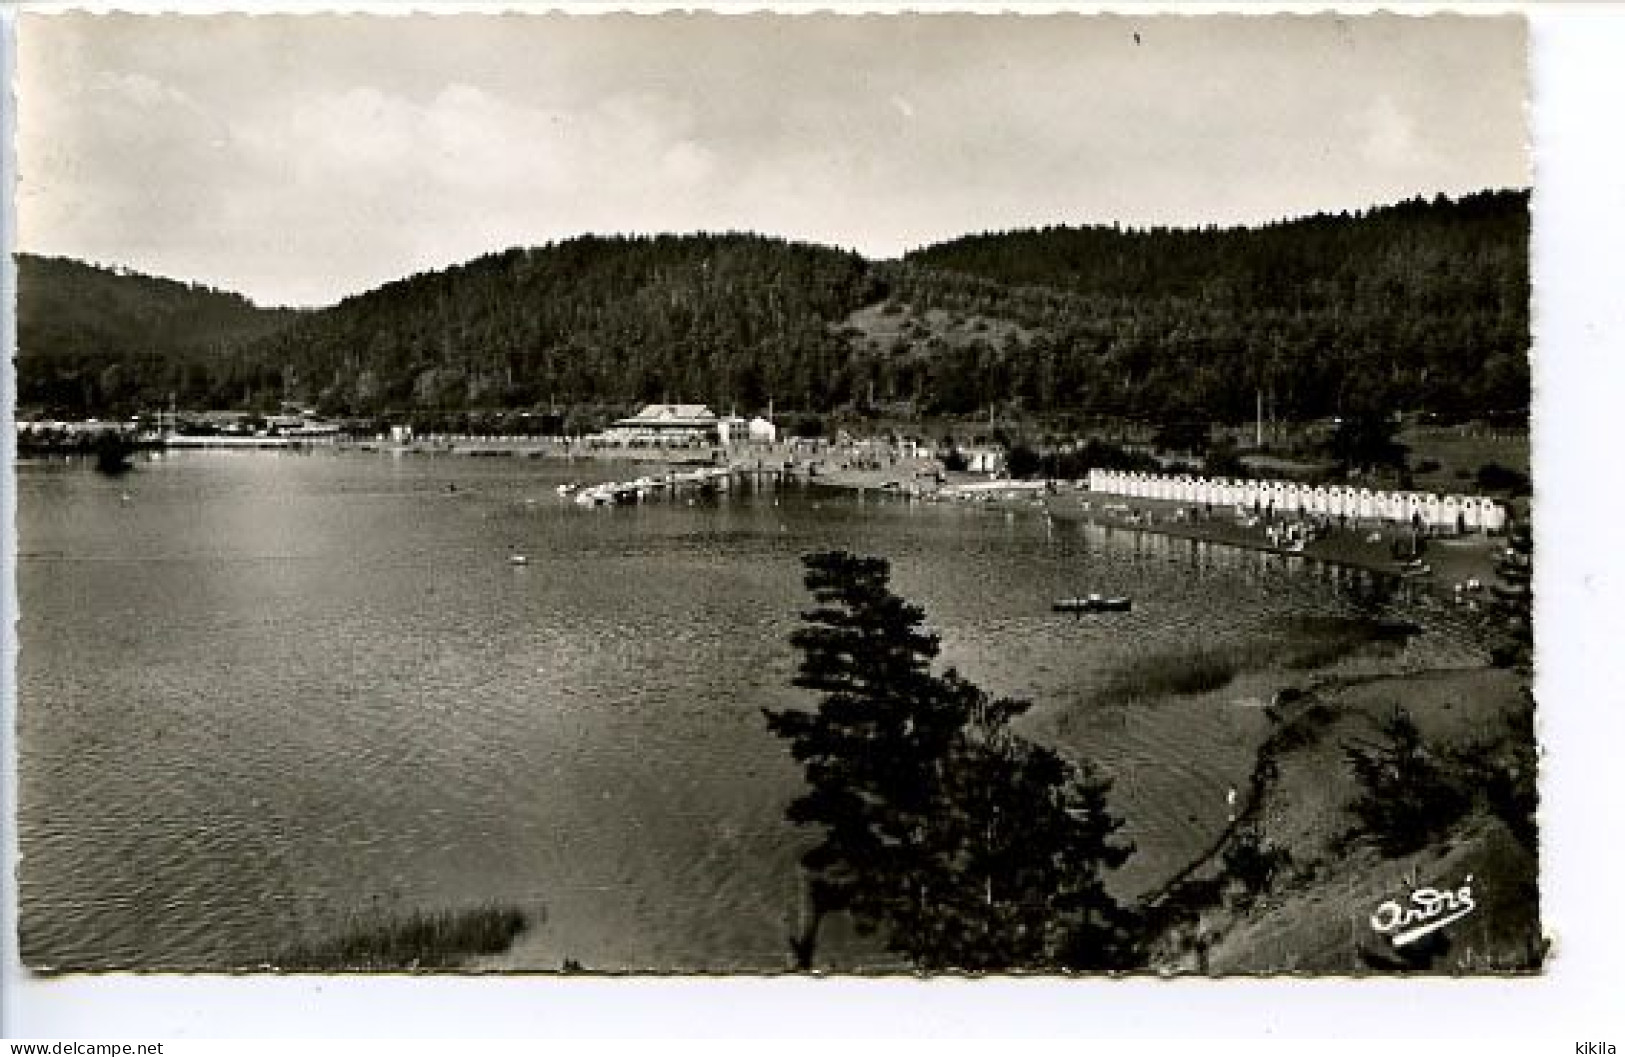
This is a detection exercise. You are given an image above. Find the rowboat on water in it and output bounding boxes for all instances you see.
[1053,594,1132,614]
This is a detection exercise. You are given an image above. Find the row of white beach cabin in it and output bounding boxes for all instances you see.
[1085,470,1508,533]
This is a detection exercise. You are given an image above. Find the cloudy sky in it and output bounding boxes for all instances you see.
[18,12,1528,307]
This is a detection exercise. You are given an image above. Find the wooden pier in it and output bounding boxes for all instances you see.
[567,464,780,506]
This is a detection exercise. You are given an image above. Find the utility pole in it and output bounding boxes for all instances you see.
[1256,388,1264,450]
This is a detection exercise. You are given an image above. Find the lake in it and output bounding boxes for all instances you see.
[14,450,1483,970]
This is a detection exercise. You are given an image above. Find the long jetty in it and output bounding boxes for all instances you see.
[568,465,758,506]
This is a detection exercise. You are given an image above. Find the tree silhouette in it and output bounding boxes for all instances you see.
[764,551,1137,971]
[1328,407,1409,476]
[1344,706,1471,857]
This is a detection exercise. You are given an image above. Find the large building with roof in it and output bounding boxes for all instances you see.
[596,404,779,447]
[601,404,727,446]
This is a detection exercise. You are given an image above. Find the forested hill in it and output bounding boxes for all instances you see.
[905,191,1525,303]
[886,190,1529,422]
[16,191,1529,424]
[240,234,880,417]
[16,254,301,413]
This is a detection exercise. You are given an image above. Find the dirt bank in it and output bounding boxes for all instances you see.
[1144,665,1540,974]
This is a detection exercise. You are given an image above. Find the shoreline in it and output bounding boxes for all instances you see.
[34,437,1510,602]
[523,442,1512,593]
[794,459,1507,600]
[1140,662,1538,974]
[57,436,1512,597]
[27,440,1528,973]
[1038,488,1506,596]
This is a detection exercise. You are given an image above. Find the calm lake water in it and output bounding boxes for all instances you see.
[15,451,1483,971]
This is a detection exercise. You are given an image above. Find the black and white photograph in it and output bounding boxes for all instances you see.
[10,7,1548,984]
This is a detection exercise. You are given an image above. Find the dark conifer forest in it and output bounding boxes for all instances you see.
[15,255,302,412]
[16,190,1528,423]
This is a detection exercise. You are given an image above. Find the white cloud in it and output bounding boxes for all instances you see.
[660,141,716,186]
[88,70,199,113]
[1360,94,1432,171]
[16,12,1528,306]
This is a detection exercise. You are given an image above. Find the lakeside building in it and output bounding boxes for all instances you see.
[600,404,727,446]
[595,405,778,447]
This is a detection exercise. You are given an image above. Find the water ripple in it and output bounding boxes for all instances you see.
[16,455,1495,969]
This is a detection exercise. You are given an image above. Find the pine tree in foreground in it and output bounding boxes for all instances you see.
[764,551,1138,971]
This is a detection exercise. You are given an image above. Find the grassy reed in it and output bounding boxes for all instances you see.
[271,903,529,971]
[1274,616,1399,671]
[1094,648,1240,705]
[1094,617,1396,706]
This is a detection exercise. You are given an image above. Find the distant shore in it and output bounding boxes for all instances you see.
[48,434,1509,599]
[494,440,1510,591]
[383,436,1513,593]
